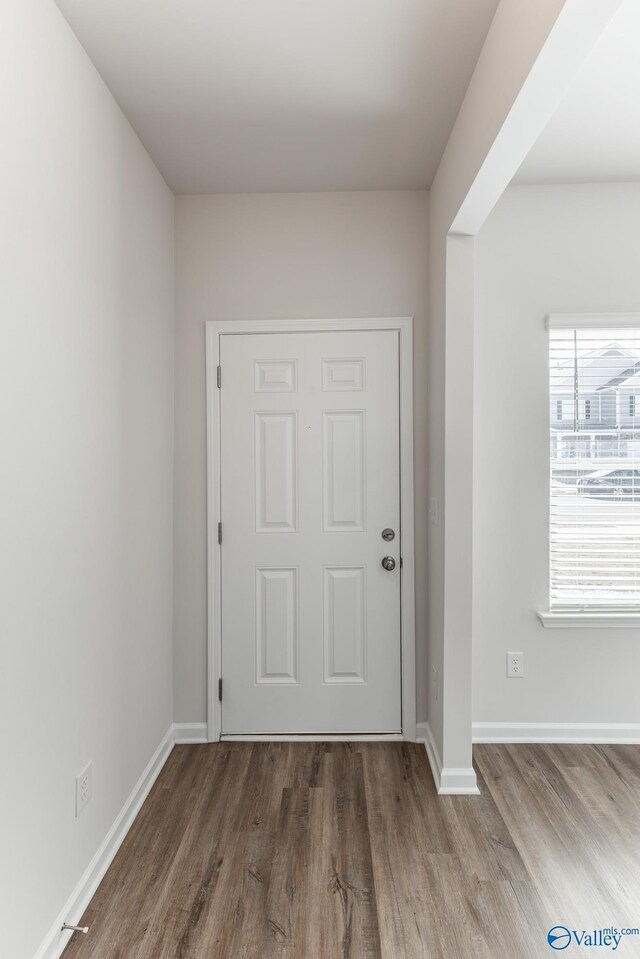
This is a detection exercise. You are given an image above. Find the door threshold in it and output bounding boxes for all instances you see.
[220,733,404,742]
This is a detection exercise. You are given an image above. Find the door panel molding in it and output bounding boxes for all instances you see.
[254,411,298,533]
[206,317,416,742]
[322,410,366,532]
[322,357,366,392]
[255,566,299,684]
[323,565,367,684]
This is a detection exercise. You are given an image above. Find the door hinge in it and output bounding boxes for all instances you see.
[218,521,222,545]
[217,365,221,388]
[400,557,403,569]
[218,678,223,701]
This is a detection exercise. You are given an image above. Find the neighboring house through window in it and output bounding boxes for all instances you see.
[548,316,640,609]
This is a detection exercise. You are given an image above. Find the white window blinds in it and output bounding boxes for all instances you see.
[549,316,640,609]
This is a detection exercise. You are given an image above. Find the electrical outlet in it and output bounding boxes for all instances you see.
[507,652,524,678]
[76,762,92,816]
[429,497,439,527]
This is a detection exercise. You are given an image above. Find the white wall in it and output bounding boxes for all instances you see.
[474,183,640,726]
[426,0,620,783]
[174,191,429,724]
[427,0,568,774]
[0,3,175,957]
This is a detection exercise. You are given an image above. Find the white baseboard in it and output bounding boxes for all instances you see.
[173,722,208,744]
[34,721,210,959]
[416,722,480,795]
[473,721,640,744]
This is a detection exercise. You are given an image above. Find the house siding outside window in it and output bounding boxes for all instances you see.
[549,320,640,608]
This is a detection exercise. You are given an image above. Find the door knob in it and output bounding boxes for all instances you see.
[381,556,396,571]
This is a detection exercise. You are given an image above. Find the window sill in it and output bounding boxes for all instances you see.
[537,610,640,628]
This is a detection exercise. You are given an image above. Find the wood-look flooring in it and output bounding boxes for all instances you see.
[62,742,640,958]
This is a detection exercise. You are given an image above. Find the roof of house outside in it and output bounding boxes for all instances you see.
[551,345,640,392]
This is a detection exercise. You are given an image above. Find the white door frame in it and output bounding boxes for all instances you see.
[205,317,416,742]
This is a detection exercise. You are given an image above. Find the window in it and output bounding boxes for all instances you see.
[578,398,592,420]
[549,318,640,609]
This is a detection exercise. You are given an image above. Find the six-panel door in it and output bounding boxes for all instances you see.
[220,330,401,734]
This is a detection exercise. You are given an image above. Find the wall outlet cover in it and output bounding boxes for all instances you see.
[507,652,524,678]
[76,761,93,816]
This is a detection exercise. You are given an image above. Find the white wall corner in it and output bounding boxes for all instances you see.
[34,725,176,959]
[427,0,625,812]
[417,722,480,795]
[173,722,209,744]
[35,723,212,959]
[449,0,625,236]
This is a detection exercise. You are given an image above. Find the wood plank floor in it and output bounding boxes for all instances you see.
[62,742,640,959]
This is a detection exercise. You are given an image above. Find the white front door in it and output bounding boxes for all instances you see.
[220,330,401,734]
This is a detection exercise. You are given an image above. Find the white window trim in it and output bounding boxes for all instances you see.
[539,312,640,627]
[547,312,640,330]
[537,610,640,628]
